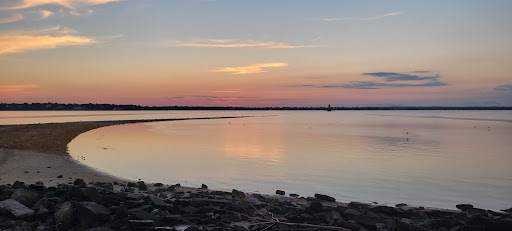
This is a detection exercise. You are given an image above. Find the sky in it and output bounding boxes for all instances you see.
[1,0,511,107]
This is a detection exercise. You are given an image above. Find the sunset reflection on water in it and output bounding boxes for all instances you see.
[68,110,512,210]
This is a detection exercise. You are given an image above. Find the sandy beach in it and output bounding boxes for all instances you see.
[0,116,249,186]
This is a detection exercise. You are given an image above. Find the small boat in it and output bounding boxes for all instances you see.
[327,104,332,111]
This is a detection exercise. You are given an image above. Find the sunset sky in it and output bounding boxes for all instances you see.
[1,0,511,106]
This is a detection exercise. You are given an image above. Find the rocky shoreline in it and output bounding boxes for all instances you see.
[1,179,511,231]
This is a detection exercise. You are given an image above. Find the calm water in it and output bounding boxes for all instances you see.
[3,110,512,210]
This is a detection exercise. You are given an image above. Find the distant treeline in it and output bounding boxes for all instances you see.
[1,103,511,111]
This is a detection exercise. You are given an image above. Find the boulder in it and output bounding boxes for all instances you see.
[76,202,110,228]
[73,179,87,188]
[149,196,167,207]
[456,204,474,211]
[0,199,34,218]
[54,201,76,230]
[305,201,323,214]
[83,187,104,204]
[343,208,362,219]
[231,189,245,198]
[12,181,25,189]
[314,193,336,202]
[136,181,148,191]
[276,190,285,195]
[201,184,208,189]
[28,181,45,192]
[10,188,40,207]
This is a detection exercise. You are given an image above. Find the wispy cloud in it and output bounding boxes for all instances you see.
[362,72,440,82]
[212,63,288,74]
[39,9,54,19]
[0,26,95,54]
[494,84,512,92]
[176,39,320,49]
[291,71,448,89]
[1,0,124,10]
[0,84,40,92]
[323,12,402,22]
[0,13,24,23]
[163,96,185,100]
[213,89,240,93]
[163,95,259,103]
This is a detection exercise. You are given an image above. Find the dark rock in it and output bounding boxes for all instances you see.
[155,188,167,194]
[128,219,154,228]
[201,184,208,189]
[10,188,40,208]
[343,208,362,219]
[305,201,323,214]
[132,210,156,220]
[370,205,400,216]
[182,206,199,214]
[76,202,110,228]
[396,203,408,207]
[154,183,164,187]
[457,204,474,211]
[83,187,104,204]
[275,190,285,195]
[73,179,87,188]
[95,182,113,190]
[33,198,55,211]
[290,193,299,197]
[149,196,168,207]
[68,186,85,201]
[231,189,245,198]
[184,225,200,231]
[0,199,34,218]
[127,182,136,187]
[28,181,45,192]
[34,205,51,219]
[314,193,335,202]
[137,181,148,191]
[12,181,25,189]
[54,201,76,230]
[127,193,145,200]
[57,175,63,178]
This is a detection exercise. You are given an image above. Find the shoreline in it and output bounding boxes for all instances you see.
[1,118,512,230]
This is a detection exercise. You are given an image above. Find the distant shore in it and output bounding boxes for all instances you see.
[2,102,512,111]
[1,117,512,230]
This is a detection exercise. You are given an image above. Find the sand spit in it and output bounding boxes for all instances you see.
[0,116,249,155]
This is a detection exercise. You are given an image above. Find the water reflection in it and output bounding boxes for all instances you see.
[68,111,512,210]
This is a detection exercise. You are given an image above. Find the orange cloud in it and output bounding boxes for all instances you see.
[2,0,123,9]
[0,84,40,92]
[176,39,319,49]
[212,63,288,74]
[0,26,95,54]
[39,9,54,19]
